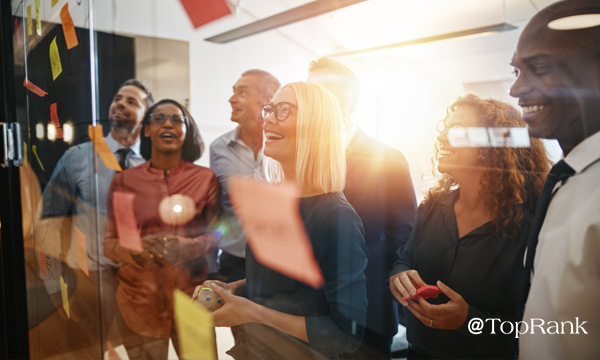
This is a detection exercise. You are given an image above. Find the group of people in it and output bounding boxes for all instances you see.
[35,1,599,359]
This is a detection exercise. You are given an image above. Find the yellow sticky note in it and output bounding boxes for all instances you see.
[35,0,41,36]
[60,276,70,319]
[32,145,45,171]
[75,226,89,276]
[174,289,216,360]
[88,125,122,171]
[27,5,32,35]
[49,37,62,81]
[51,0,59,8]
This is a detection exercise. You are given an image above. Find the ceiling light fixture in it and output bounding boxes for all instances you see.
[205,0,366,43]
[547,14,600,30]
[327,23,517,58]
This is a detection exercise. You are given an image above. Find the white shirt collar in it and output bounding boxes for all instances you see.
[564,130,600,173]
[106,133,141,155]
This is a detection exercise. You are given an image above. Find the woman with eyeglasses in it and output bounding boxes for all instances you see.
[196,82,368,359]
[104,99,219,359]
[388,94,551,359]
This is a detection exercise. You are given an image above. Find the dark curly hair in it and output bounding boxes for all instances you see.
[425,94,552,238]
[140,99,204,162]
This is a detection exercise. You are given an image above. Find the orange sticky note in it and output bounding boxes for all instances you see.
[60,3,78,49]
[229,177,324,288]
[112,192,143,253]
[23,78,48,97]
[40,250,46,278]
[179,0,232,28]
[174,289,216,360]
[15,19,20,44]
[27,5,32,36]
[88,125,122,171]
[50,103,64,138]
[49,37,62,81]
[75,226,89,276]
[60,276,70,319]
[35,0,42,35]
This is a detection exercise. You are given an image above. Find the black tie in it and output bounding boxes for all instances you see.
[115,147,132,170]
[518,160,575,313]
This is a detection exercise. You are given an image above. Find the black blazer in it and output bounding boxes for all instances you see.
[344,129,417,337]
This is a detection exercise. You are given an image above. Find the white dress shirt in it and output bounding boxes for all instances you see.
[520,130,600,359]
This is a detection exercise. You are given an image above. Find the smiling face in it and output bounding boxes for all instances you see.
[144,103,187,157]
[262,86,298,169]
[436,106,482,177]
[509,2,600,151]
[108,85,148,137]
[229,75,267,134]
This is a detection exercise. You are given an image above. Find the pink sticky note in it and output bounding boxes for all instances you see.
[112,192,143,253]
[40,250,46,278]
[229,177,324,288]
[50,103,64,139]
[75,226,89,276]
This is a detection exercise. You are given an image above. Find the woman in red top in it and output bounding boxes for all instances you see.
[104,99,219,359]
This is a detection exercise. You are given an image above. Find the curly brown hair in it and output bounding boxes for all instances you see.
[425,94,552,238]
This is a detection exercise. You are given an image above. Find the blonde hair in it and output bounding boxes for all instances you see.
[263,82,346,193]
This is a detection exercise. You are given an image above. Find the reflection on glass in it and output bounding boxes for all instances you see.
[63,123,73,143]
[35,123,44,140]
[46,123,56,141]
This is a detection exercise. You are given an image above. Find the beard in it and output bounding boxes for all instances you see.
[111,117,142,136]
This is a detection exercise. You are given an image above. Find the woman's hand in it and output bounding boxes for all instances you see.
[389,270,426,306]
[205,282,256,327]
[140,234,179,265]
[405,280,469,330]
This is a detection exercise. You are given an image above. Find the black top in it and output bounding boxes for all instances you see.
[245,192,368,359]
[344,129,416,337]
[390,190,531,359]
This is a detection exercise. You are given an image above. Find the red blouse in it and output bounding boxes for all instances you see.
[104,161,220,338]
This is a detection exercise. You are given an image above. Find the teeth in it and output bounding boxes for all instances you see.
[439,149,453,156]
[522,104,546,114]
[265,132,283,140]
[160,133,174,138]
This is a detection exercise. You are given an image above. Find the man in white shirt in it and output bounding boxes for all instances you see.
[209,70,280,282]
[37,79,153,358]
[510,1,600,358]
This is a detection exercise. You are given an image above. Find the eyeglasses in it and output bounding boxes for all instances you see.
[262,102,298,121]
[149,113,186,126]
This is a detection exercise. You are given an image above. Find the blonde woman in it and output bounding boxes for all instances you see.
[198,82,368,359]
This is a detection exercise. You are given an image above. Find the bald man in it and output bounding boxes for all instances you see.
[510,1,600,358]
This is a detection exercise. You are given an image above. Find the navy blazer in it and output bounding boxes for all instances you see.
[344,129,417,338]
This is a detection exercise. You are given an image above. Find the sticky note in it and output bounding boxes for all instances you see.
[174,289,216,360]
[32,145,45,171]
[23,78,48,97]
[179,0,232,28]
[40,250,46,278]
[60,3,78,49]
[112,192,143,253]
[88,125,122,171]
[50,103,64,138]
[49,37,62,81]
[106,341,122,360]
[60,276,70,319]
[229,177,324,288]
[51,0,59,8]
[75,226,89,276]
[27,6,32,35]
[35,0,41,35]
[14,19,20,44]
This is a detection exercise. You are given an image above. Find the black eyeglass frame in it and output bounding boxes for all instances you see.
[149,112,187,126]
[262,102,298,121]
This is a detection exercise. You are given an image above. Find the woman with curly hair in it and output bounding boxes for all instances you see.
[388,94,551,359]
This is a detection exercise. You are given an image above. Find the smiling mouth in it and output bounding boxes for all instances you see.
[521,104,546,114]
[265,132,283,140]
[160,133,175,139]
[439,149,454,157]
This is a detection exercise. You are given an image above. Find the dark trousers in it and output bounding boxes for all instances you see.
[219,251,246,282]
[341,329,392,360]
